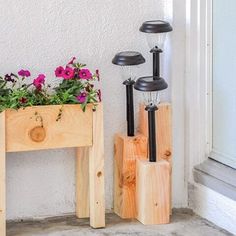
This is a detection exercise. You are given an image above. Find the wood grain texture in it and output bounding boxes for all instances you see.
[136,160,170,225]
[139,103,172,162]
[139,103,172,214]
[0,112,6,236]
[5,105,93,152]
[114,133,147,219]
[89,104,105,228]
[1,103,105,232]
[76,147,89,218]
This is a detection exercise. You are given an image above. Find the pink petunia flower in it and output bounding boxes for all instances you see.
[55,66,64,77]
[67,57,76,65]
[79,69,92,80]
[63,67,75,80]
[18,69,31,77]
[76,92,87,103]
[33,74,45,90]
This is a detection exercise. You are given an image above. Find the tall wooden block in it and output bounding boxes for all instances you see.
[114,134,147,218]
[136,159,170,225]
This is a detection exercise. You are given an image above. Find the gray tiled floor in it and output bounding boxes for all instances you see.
[7,209,234,236]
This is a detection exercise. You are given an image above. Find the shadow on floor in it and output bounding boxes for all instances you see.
[7,209,234,236]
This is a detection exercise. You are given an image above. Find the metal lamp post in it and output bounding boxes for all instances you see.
[139,20,173,79]
[112,51,145,136]
[134,76,168,162]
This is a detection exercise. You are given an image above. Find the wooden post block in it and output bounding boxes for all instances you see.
[139,103,172,214]
[139,103,172,162]
[136,159,170,225]
[89,104,105,228]
[0,112,6,236]
[114,133,147,219]
[76,147,89,218]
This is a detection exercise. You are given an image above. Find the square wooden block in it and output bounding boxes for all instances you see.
[136,159,170,225]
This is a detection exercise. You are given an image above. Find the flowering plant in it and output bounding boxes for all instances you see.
[0,57,101,114]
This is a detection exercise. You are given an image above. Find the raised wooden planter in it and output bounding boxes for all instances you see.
[0,103,105,235]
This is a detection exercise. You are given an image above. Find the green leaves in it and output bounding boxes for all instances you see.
[0,60,100,113]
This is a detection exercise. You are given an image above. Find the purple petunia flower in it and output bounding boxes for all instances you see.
[96,69,100,81]
[79,69,92,80]
[97,89,102,102]
[18,69,31,77]
[76,92,87,103]
[4,74,15,83]
[19,97,27,104]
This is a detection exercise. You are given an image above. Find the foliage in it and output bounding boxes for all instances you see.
[0,57,101,113]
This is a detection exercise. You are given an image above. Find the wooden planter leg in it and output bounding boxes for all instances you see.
[76,147,89,218]
[89,104,105,228]
[0,112,6,236]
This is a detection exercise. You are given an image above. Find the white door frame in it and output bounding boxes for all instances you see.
[185,0,213,182]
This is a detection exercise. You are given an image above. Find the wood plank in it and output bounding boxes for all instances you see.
[76,147,89,218]
[136,160,170,225]
[0,112,6,236]
[114,134,147,219]
[5,105,93,152]
[89,104,105,228]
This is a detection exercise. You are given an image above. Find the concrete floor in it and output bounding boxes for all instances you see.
[7,209,234,236]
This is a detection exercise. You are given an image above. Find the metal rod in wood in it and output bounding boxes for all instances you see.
[145,105,158,162]
[123,79,135,137]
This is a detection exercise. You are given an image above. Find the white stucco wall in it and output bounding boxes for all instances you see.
[0,0,187,220]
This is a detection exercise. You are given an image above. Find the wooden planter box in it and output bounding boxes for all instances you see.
[0,103,105,235]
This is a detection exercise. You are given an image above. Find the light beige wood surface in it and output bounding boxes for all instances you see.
[0,112,5,235]
[139,103,172,162]
[89,104,105,228]
[139,103,172,214]
[114,133,147,219]
[0,103,105,235]
[76,147,89,218]
[5,105,93,152]
[136,160,170,225]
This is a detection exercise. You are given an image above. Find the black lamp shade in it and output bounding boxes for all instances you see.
[139,20,173,34]
[134,76,168,92]
[112,51,145,66]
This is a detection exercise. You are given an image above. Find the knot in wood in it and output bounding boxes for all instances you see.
[165,150,171,157]
[29,126,46,142]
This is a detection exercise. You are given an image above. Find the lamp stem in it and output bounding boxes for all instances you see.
[145,105,158,162]
[123,79,135,136]
[151,46,163,80]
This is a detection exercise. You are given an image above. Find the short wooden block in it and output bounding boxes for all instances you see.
[136,159,170,225]
[114,133,148,219]
[139,103,172,215]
